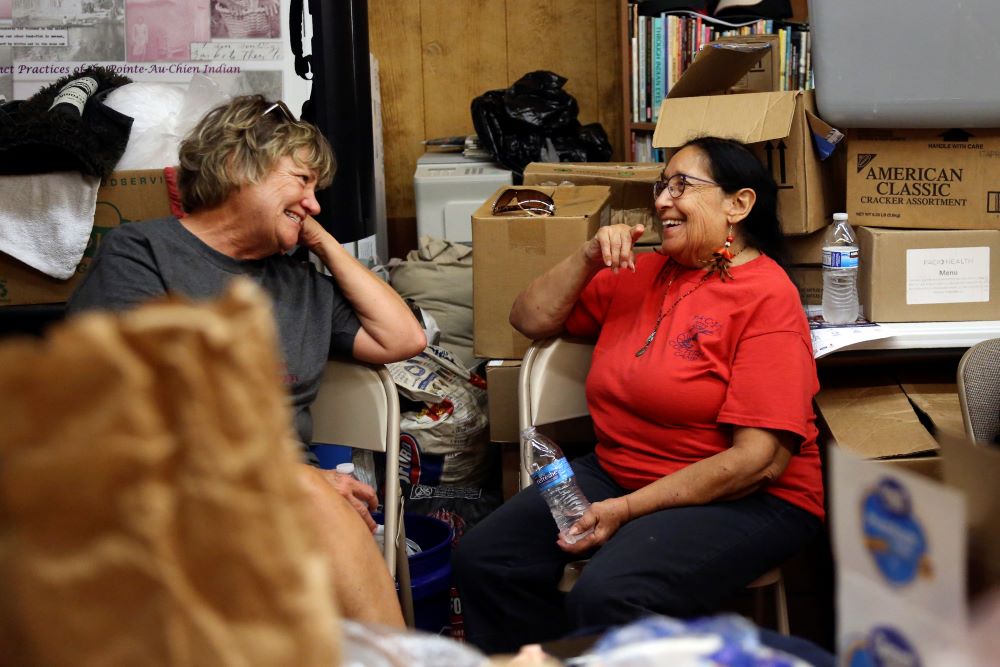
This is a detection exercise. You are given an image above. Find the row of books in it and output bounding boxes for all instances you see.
[631,132,666,164]
[629,7,814,124]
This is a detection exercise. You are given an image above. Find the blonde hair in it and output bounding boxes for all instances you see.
[177,95,335,213]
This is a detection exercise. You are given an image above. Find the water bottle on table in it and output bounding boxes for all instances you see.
[822,212,860,324]
[521,427,594,544]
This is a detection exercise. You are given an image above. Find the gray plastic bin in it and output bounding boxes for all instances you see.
[809,0,1000,128]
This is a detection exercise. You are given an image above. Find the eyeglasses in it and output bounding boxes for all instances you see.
[653,173,720,199]
[491,188,555,217]
[260,100,296,124]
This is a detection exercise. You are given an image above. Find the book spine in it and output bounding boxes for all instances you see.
[652,15,665,121]
[638,15,646,122]
[778,27,787,91]
[798,29,807,91]
[645,16,653,120]
[630,4,638,122]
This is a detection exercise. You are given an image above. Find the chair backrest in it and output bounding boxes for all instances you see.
[518,337,595,489]
[312,358,402,577]
[957,338,1000,444]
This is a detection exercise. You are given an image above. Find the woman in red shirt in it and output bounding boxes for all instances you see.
[454,136,824,653]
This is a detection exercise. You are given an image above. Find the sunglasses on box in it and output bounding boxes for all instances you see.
[491,188,555,217]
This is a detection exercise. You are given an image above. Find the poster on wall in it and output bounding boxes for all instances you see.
[0,0,310,111]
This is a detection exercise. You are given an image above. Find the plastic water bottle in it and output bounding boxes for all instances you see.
[521,427,594,544]
[822,212,860,324]
[351,448,379,496]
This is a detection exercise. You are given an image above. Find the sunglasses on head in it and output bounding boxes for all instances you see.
[259,99,296,124]
[491,188,555,217]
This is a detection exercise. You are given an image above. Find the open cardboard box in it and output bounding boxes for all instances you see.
[816,364,964,480]
[652,42,844,236]
[472,185,610,360]
[522,163,663,245]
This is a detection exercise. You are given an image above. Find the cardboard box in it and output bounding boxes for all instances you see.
[472,185,610,359]
[857,226,1000,322]
[786,226,829,265]
[847,128,1000,230]
[486,360,521,443]
[940,431,1000,596]
[713,34,781,93]
[0,170,172,306]
[652,42,843,236]
[816,370,941,460]
[523,162,662,245]
[816,363,962,478]
[788,265,823,307]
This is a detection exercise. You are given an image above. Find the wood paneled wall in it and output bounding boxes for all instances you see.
[369,0,624,226]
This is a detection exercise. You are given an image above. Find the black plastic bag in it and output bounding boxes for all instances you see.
[471,70,612,179]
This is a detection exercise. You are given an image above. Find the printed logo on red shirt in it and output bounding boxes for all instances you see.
[670,315,721,360]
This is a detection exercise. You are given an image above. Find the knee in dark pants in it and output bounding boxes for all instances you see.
[565,575,638,629]
[451,531,486,587]
[565,573,698,629]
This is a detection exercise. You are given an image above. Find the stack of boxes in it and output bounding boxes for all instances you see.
[472,185,612,497]
[800,0,1000,473]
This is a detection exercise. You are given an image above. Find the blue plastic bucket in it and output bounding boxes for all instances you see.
[310,444,353,469]
[374,512,454,634]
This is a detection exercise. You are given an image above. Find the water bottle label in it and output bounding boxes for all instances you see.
[823,246,859,269]
[531,457,575,492]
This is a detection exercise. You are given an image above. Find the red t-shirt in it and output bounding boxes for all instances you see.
[564,252,825,519]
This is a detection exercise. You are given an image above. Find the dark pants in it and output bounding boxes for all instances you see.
[453,453,821,655]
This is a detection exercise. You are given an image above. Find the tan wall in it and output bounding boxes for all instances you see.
[369,0,624,227]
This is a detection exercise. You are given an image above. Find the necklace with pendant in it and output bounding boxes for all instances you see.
[635,245,746,357]
[634,266,713,357]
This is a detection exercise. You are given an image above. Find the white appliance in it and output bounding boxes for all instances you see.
[413,153,512,244]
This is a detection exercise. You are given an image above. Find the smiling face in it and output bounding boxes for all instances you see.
[654,145,735,268]
[229,153,321,256]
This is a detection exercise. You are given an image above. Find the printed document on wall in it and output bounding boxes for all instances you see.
[0,0,311,112]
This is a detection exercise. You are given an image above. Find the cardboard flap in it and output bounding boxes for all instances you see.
[816,374,941,459]
[473,185,611,220]
[653,91,797,148]
[472,185,608,220]
[666,42,772,100]
[524,163,662,182]
[550,185,611,218]
[805,110,845,161]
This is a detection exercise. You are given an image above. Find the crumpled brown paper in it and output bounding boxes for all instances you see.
[0,279,339,666]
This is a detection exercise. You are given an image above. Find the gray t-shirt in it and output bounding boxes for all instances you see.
[68,217,361,461]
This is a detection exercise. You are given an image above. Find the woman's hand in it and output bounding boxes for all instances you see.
[297,215,336,253]
[583,223,645,274]
[316,468,379,532]
[557,496,631,554]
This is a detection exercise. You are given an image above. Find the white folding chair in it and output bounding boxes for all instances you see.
[517,337,789,635]
[311,357,414,627]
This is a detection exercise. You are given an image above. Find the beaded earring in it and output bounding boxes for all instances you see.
[707,224,738,281]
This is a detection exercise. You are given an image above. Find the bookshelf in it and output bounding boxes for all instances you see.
[618,0,812,162]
